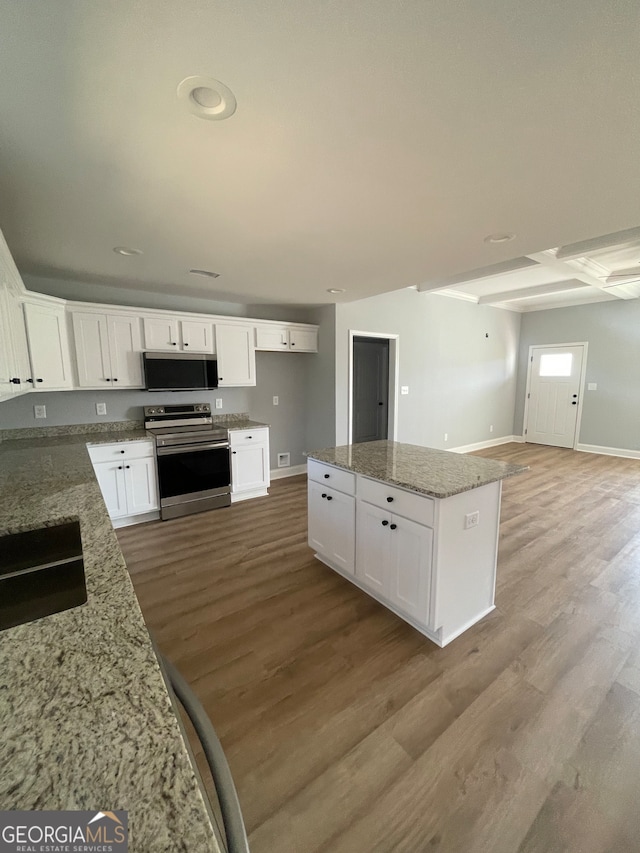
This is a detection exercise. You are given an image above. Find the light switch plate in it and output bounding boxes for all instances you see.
[401,386,409,395]
[96,402,107,415]
[588,382,597,391]
[215,398,223,409]
[273,396,279,406]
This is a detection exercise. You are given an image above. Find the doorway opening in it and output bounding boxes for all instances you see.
[523,342,588,449]
[348,331,399,444]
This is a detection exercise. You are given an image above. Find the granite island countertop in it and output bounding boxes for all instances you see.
[0,432,223,852]
[308,440,527,498]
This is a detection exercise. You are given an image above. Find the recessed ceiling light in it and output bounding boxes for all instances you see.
[327,288,345,294]
[189,269,220,278]
[484,232,516,244]
[113,246,143,256]
[177,76,237,121]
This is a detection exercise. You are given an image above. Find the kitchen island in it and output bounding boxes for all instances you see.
[307,440,527,646]
[0,429,223,852]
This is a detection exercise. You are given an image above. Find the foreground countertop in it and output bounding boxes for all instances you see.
[308,440,527,498]
[0,433,222,852]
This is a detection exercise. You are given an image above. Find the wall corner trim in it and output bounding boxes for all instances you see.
[576,443,640,460]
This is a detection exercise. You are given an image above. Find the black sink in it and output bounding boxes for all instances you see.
[0,520,87,631]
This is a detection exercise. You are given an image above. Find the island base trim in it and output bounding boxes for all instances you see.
[312,552,445,646]
[439,605,496,647]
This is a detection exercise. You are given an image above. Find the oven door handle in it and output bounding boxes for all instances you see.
[157,442,230,456]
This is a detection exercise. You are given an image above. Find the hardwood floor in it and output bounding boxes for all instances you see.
[117,444,640,853]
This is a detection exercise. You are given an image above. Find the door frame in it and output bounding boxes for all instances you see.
[348,330,399,444]
[522,341,588,450]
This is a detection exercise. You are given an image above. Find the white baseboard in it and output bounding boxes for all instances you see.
[270,463,307,480]
[451,435,524,454]
[576,443,640,460]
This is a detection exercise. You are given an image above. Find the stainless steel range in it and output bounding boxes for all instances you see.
[144,403,231,521]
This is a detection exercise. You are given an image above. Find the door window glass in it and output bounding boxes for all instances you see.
[539,353,572,377]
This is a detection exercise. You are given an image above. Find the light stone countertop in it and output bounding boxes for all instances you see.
[0,432,223,852]
[307,440,527,498]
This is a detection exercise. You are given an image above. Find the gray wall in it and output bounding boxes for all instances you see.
[304,305,337,453]
[515,299,640,451]
[334,290,521,448]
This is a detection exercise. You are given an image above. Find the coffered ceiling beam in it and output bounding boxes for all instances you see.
[477,279,588,304]
[526,250,632,299]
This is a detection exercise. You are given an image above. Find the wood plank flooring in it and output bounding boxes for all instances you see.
[117,444,640,853]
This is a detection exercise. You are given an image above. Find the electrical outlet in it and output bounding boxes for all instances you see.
[465,511,480,530]
[401,386,409,395]
[444,433,448,442]
[489,424,494,433]
[588,382,597,391]
[215,398,223,409]
[96,402,107,416]
[277,452,290,468]
[34,405,46,419]
[273,396,279,406]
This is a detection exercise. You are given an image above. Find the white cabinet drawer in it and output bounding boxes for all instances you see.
[87,440,154,464]
[357,476,434,527]
[307,459,356,495]
[229,427,268,446]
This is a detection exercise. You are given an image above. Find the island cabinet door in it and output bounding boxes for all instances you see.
[355,501,391,596]
[387,515,433,622]
[308,481,355,574]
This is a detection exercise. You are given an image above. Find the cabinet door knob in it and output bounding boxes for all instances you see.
[390,523,397,530]
[36,378,43,383]
[27,378,33,383]
[106,377,111,381]
[184,342,189,346]
[323,473,330,479]
[125,465,130,469]
[381,519,389,526]
[232,450,237,454]
[10,378,20,384]
[326,495,333,501]
[291,342,296,346]
[120,450,125,454]
[171,342,177,346]
[386,496,394,502]
[321,493,327,498]
[118,465,123,470]
[113,377,118,382]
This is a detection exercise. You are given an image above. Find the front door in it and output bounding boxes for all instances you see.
[352,337,389,443]
[525,344,585,448]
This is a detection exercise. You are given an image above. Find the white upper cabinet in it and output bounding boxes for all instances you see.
[255,324,318,352]
[216,324,256,386]
[72,311,143,388]
[143,317,180,351]
[23,300,73,390]
[181,320,214,353]
[143,317,214,353]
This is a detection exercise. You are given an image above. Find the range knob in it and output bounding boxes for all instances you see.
[157,407,164,414]
[194,405,202,412]
[148,408,156,415]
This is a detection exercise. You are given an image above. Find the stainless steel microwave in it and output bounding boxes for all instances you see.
[143,352,219,391]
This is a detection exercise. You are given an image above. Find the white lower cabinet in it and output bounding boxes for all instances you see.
[308,479,355,575]
[230,428,270,502]
[308,459,500,647]
[89,441,159,527]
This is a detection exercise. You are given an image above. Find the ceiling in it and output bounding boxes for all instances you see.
[0,1,639,307]
[428,227,640,311]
